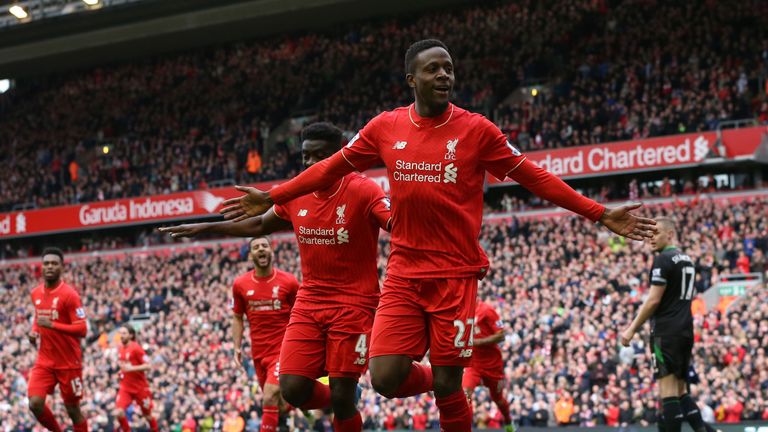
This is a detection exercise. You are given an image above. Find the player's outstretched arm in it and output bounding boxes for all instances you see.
[509,159,656,240]
[231,313,245,369]
[159,208,290,239]
[474,330,504,346]
[620,284,666,346]
[220,151,355,221]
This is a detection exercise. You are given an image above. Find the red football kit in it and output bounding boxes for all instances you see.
[28,281,87,404]
[274,172,390,378]
[116,341,154,415]
[232,268,298,388]
[463,301,505,391]
[270,103,605,366]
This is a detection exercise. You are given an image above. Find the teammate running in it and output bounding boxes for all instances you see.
[231,236,299,432]
[115,325,159,432]
[161,122,391,432]
[219,39,656,431]
[28,247,89,432]
[621,218,712,432]
[462,297,514,432]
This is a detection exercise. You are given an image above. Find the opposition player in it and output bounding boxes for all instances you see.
[462,298,514,432]
[161,122,391,432]
[232,236,299,432]
[621,218,711,432]
[28,247,89,432]
[115,325,159,432]
[220,39,656,431]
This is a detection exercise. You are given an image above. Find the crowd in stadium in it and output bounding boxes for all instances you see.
[1,0,767,212]
[1,197,766,430]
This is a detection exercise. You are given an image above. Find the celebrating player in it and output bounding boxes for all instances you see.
[621,218,711,432]
[28,247,89,432]
[115,325,159,432]
[219,39,656,431]
[462,297,514,432]
[231,236,299,432]
[161,122,391,432]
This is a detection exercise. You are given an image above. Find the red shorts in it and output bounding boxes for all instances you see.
[253,355,280,390]
[116,386,154,415]
[280,306,374,379]
[370,275,477,367]
[462,367,506,396]
[28,365,84,405]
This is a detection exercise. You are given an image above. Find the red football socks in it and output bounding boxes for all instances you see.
[333,412,362,432]
[117,415,130,432]
[299,381,331,410]
[436,390,472,432]
[148,418,159,432]
[392,362,433,398]
[72,419,89,432]
[34,405,62,432]
[260,405,279,432]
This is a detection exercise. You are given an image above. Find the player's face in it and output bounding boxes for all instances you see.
[41,254,63,284]
[118,327,130,345]
[301,140,337,169]
[407,47,454,110]
[650,225,672,252]
[249,238,273,270]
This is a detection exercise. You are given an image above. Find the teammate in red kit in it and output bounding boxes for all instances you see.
[220,39,656,431]
[27,247,89,432]
[463,298,513,432]
[115,325,159,432]
[231,236,299,432]
[161,122,391,432]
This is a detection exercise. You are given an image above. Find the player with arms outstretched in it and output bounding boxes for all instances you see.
[463,297,514,432]
[161,122,391,431]
[28,247,89,432]
[231,236,298,432]
[621,218,714,432]
[115,324,159,432]
[220,39,656,431]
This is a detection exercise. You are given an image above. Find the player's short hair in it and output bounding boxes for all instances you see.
[656,217,676,232]
[404,39,451,74]
[41,247,64,263]
[249,236,272,248]
[123,324,137,341]
[301,122,343,149]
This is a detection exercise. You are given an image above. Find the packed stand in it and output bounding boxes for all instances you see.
[4,1,767,212]
[496,0,768,151]
[2,196,767,429]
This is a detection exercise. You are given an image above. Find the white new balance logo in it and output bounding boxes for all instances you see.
[297,209,308,216]
[393,141,407,149]
[443,163,457,183]
[337,227,349,244]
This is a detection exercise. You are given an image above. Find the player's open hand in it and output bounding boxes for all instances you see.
[37,316,53,328]
[620,328,634,347]
[158,223,205,238]
[599,203,657,241]
[233,348,243,369]
[28,331,38,346]
[220,186,272,222]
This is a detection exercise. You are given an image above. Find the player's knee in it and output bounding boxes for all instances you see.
[369,357,411,398]
[432,367,462,396]
[28,397,44,415]
[279,375,312,407]
[114,408,125,418]
[370,370,400,398]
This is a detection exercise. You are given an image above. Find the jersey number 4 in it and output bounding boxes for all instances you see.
[680,267,696,300]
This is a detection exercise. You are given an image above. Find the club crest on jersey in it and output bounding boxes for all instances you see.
[75,308,86,319]
[272,286,280,298]
[52,297,59,309]
[506,140,522,156]
[336,204,347,225]
[445,138,458,160]
[35,299,41,305]
[297,209,308,217]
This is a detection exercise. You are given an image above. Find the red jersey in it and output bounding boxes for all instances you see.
[471,300,504,375]
[31,281,86,370]
[338,104,526,278]
[271,103,605,278]
[118,341,150,392]
[231,269,298,359]
[273,173,389,311]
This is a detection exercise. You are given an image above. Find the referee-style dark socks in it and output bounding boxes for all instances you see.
[662,397,684,432]
[680,393,707,432]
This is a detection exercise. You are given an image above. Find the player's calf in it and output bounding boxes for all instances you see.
[329,377,358,419]
[28,396,63,432]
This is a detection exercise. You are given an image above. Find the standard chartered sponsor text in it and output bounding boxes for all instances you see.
[298,225,342,245]
[393,159,443,183]
[79,197,194,225]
